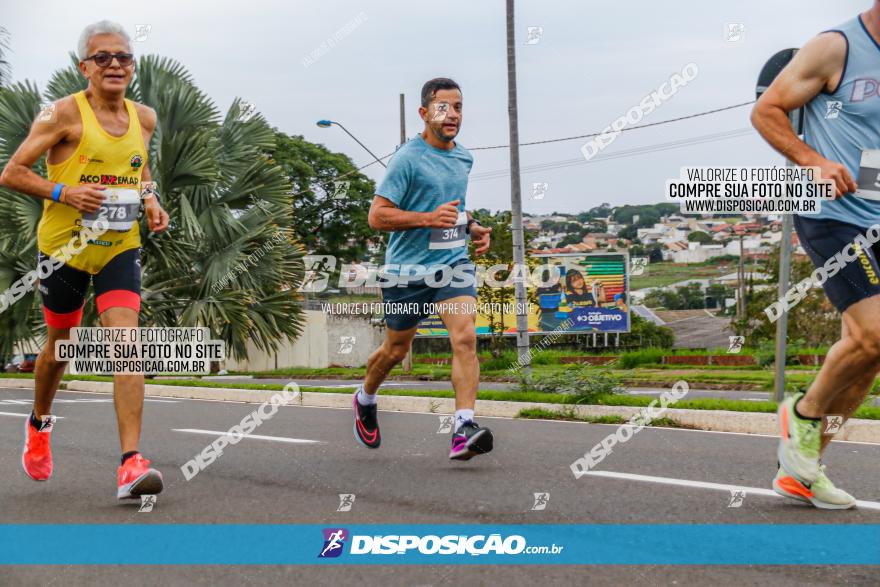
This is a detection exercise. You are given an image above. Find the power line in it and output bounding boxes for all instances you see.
[469,127,756,182]
[470,100,756,150]
[290,100,756,197]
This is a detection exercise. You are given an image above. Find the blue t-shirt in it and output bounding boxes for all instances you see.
[376,134,474,276]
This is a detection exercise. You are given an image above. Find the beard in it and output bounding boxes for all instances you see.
[429,123,457,143]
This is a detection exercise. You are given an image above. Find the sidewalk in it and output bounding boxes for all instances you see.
[4,377,879,444]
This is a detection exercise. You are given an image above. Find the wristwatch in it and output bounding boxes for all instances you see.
[466,218,482,234]
[141,182,160,203]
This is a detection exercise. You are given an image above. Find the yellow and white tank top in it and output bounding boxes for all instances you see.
[39,91,146,274]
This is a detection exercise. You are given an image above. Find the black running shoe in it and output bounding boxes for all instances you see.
[352,390,380,449]
[449,420,493,460]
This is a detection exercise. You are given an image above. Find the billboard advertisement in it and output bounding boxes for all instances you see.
[415,252,630,336]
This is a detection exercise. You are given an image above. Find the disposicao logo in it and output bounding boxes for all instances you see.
[318,528,348,558]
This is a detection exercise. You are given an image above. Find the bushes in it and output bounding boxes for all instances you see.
[517,365,624,403]
[618,348,666,369]
[480,352,517,372]
[619,315,675,349]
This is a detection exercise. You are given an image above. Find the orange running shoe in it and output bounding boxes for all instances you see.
[22,414,56,481]
[117,453,164,500]
[773,466,855,510]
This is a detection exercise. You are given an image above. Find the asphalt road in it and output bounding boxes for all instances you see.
[2,386,879,585]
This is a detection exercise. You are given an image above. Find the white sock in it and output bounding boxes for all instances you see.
[454,409,475,431]
[357,386,377,406]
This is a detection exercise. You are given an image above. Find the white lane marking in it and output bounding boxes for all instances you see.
[0,411,64,419]
[625,391,767,401]
[520,415,880,447]
[294,382,410,389]
[581,470,880,511]
[172,428,321,444]
[0,398,178,405]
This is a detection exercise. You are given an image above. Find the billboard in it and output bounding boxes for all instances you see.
[415,252,630,336]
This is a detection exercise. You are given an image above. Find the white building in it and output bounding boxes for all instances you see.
[670,242,725,263]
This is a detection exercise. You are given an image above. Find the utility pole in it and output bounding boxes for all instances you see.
[774,206,794,401]
[737,232,745,320]
[400,92,414,374]
[756,48,802,402]
[399,93,406,145]
[506,0,531,375]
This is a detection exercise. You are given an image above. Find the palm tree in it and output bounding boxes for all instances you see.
[0,54,305,361]
[0,81,46,358]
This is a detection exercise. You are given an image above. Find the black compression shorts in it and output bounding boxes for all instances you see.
[37,247,142,328]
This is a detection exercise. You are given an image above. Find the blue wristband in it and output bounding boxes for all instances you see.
[51,183,64,202]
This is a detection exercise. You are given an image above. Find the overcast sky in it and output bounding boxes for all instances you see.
[2,0,868,214]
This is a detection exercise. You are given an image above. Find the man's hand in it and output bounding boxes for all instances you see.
[61,184,106,212]
[429,199,460,228]
[804,153,857,198]
[470,223,492,256]
[145,200,169,233]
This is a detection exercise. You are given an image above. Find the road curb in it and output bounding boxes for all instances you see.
[0,378,36,389]
[4,378,879,443]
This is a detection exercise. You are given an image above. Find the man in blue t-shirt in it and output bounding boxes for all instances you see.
[350,78,495,461]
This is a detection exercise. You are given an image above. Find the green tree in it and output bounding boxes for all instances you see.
[618,225,638,240]
[705,283,734,312]
[733,246,839,348]
[591,203,613,216]
[0,54,305,360]
[271,133,374,263]
[472,210,537,356]
[687,231,712,243]
[611,203,679,227]
[620,315,675,348]
[584,219,607,233]
[644,288,682,310]
[644,282,707,310]
[558,234,582,247]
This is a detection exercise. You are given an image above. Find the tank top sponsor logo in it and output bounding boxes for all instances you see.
[851,78,880,102]
[78,173,139,186]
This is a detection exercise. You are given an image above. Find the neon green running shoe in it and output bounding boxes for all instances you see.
[773,466,856,510]
[777,393,821,484]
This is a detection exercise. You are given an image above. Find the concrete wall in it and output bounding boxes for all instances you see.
[325,314,386,368]
[224,311,385,371]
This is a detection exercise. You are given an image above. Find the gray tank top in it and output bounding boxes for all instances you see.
[802,16,880,227]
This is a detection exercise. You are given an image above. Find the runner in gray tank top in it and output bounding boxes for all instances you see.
[751,5,880,510]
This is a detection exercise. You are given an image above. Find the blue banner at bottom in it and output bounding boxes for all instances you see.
[0,524,877,565]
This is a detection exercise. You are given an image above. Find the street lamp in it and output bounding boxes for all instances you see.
[315,119,387,168]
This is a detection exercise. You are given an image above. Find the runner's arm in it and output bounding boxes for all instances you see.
[137,106,158,195]
[0,98,106,211]
[142,163,169,232]
[751,32,856,196]
[368,195,459,231]
[466,212,492,256]
[135,105,169,233]
[1,99,74,199]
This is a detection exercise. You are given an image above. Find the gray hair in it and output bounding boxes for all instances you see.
[77,20,130,59]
